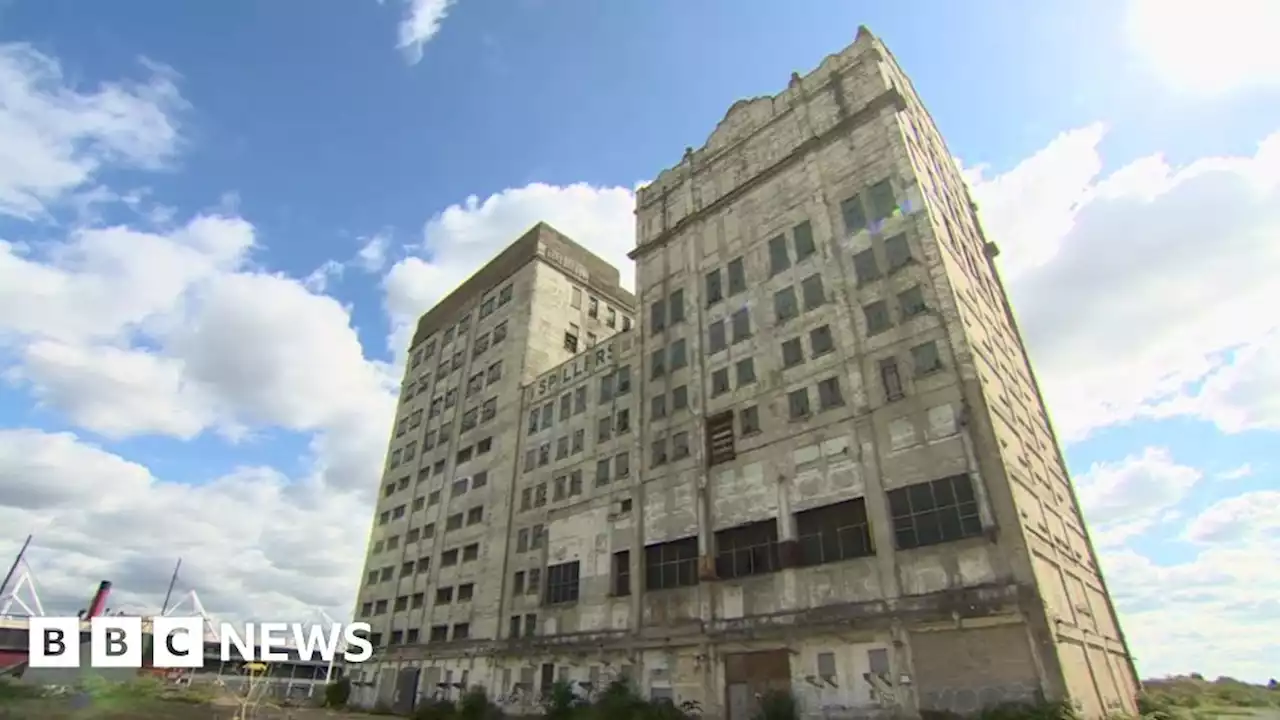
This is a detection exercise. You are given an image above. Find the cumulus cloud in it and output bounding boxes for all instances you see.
[396,0,454,65]
[1073,448,1202,547]
[382,182,636,357]
[0,43,184,220]
[969,128,1280,441]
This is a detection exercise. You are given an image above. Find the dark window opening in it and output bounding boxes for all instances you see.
[888,474,984,550]
[714,520,780,579]
[545,561,581,605]
[644,536,699,591]
[612,550,631,596]
[796,498,874,566]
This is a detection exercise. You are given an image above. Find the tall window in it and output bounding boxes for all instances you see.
[644,537,699,590]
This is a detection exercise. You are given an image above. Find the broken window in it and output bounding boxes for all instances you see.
[643,536,699,591]
[715,519,780,580]
[887,474,983,550]
[545,561,581,605]
[796,498,874,566]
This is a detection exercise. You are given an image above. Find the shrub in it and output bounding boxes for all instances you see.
[415,696,458,720]
[460,685,504,720]
[325,675,352,708]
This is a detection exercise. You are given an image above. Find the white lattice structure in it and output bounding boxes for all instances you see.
[0,560,45,619]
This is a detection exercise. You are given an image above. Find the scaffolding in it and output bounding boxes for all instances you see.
[0,559,45,619]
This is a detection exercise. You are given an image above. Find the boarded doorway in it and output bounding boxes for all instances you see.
[724,650,792,720]
[394,667,420,715]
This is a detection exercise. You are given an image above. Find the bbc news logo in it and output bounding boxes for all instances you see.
[29,617,374,669]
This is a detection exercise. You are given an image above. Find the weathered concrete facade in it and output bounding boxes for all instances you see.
[351,27,1137,720]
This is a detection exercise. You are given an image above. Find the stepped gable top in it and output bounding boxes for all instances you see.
[635,25,882,212]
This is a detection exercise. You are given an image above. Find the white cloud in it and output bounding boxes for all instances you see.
[0,43,184,220]
[355,231,391,272]
[1126,0,1280,96]
[396,0,455,65]
[1101,490,1280,681]
[1216,463,1254,481]
[0,429,366,624]
[1075,447,1201,547]
[969,128,1280,440]
[383,182,636,357]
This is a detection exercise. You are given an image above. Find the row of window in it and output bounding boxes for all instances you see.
[865,284,928,334]
[528,367,630,435]
[373,621,470,648]
[411,283,515,369]
[376,471,487,530]
[571,286,631,332]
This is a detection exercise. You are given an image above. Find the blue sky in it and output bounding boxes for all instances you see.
[0,0,1277,683]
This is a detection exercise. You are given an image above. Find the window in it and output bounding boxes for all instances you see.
[509,616,522,638]
[899,285,927,317]
[441,548,459,566]
[773,286,798,324]
[739,406,760,435]
[888,474,983,549]
[911,341,942,374]
[616,366,631,394]
[487,361,503,384]
[606,306,617,328]
[436,587,454,604]
[546,561,581,604]
[570,287,582,309]
[588,296,599,318]
[711,368,730,396]
[458,583,475,601]
[429,625,448,642]
[644,537,699,590]
[559,392,572,421]
[499,284,513,305]
[715,520,780,579]
[708,320,726,353]
[868,179,897,221]
[881,358,904,401]
[569,469,583,496]
[524,614,537,636]
[788,387,811,419]
[467,507,483,525]
[853,248,880,284]
[517,528,530,552]
[731,308,751,343]
[472,470,488,488]
[572,428,584,452]
[781,338,804,368]
[535,482,548,506]
[671,385,687,411]
[599,375,614,404]
[493,321,508,344]
[651,394,667,419]
[793,220,816,261]
[574,387,587,414]
[527,568,541,594]
[841,194,867,234]
[446,513,463,531]
[767,234,791,275]
[650,298,666,333]
[472,333,490,358]
[864,300,892,335]
[818,376,845,409]
[462,543,479,561]
[650,347,666,379]
[452,624,469,640]
[424,523,436,538]
[706,269,723,305]
[885,233,912,270]
[706,411,735,467]
[735,357,756,385]
[564,328,579,352]
[801,273,826,311]
[556,435,569,460]
[512,571,525,595]
[651,438,667,466]
[538,442,550,466]
[596,458,611,486]
[671,431,690,460]
[669,289,685,324]
[727,257,746,294]
[612,550,631,596]
[669,339,687,370]
[476,437,492,455]
[793,497,875,563]
[615,452,630,479]
[456,443,473,462]
[400,561,414,578]
[810,325,834,356]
